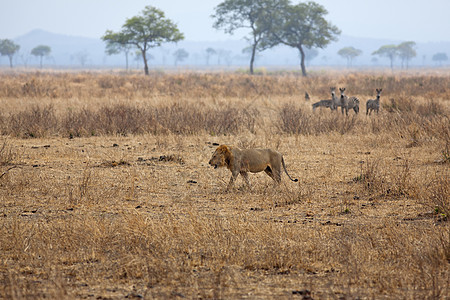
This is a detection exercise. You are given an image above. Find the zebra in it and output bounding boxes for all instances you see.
[366,88,382,115]
[330,87,342,111]
[312,87,337,111]
[312,99,333,111]
[339,88,360,115]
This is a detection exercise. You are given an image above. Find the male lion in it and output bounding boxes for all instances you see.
[208,144,298,190]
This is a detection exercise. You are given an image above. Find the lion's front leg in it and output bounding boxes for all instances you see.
[226,171,239,190]
[241,172,251,189]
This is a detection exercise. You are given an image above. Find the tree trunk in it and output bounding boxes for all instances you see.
[142,50,149,75]
[249,43,256,75]
[8,55,13,68]
[40,56,43,68]
[298,45,307,77]
[125,52,129,71]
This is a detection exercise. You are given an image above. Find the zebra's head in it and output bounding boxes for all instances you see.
[339,87,346,99]
[376,88,382,98]
[330,87,336,97]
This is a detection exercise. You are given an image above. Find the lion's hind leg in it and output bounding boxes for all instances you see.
[264,166,281,184]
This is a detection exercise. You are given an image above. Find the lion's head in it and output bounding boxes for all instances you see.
[209,145,232,169]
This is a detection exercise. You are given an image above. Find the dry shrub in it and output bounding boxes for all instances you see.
[383,96,415,113]
[96,104,152,135]
[355,158,419,199]
[384,95,448,119]
[0,139,16,166]
[332,222,448,298]
[156,103,258,135]
[62,108,97,137]
[21,77,59,98]
[354,159,384,195]
[3,102,259,137]
[417,99,447,118]
[376,96,449,148]
[97,75,126,89]
[278,103,360,135]
[423,175,450,220]
[0,139,21,193]
[278,103,312,134]
[440,128,450,163]
[204,106,259,135]
[8,105,58,138]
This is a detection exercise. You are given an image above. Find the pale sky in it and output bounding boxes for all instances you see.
[1,0,449,42]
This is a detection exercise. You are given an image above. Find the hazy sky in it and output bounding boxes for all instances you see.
[1,0,449,42]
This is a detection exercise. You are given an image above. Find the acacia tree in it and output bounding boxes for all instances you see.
[372,45,398,70]
[337,46,362,67]
[0,39,20,68]
[266,1,340,76]
[397,41,416,69]
[173,48,189,66]
[212,0,287,74]
[432,52,448,66]
[102,31,133,71]
[103,6,184,75]
[205,47,216,65]
[31,45,51,68]
[303,47,318,66]
[73,51,89,67]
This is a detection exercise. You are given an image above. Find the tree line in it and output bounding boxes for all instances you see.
[336,42,449,69]
[1,0,449,74]
[0,40,52,68]
[102,1,340,76]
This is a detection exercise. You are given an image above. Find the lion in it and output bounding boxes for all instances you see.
[208,144,298,190]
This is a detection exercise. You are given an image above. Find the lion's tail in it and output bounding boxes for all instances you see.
[282,157,298,182]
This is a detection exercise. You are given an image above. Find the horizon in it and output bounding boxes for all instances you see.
[2,28,449,69]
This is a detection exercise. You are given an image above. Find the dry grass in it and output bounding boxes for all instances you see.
[0,69,449,299]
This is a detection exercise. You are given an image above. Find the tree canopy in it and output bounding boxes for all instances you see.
[102,6,184,75]
[205,47,216,65]
[0,39,20,68]
[31,45,51,68]
[372,45,398,70]
[337,46,362,67]
[304,47,319,65]
[102,31,133,71]
[397,41,416,69]
[432,52,448,65]
[264,1,340,76]
[372,42,417,69]
[212,0,288,74]
[173,48,189,66]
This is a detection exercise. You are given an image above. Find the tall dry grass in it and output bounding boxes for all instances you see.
[0,70,449,299]
[0,72,448,140]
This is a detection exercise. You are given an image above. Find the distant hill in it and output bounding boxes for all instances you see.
[12,29,106,67]
[2,29,449,69]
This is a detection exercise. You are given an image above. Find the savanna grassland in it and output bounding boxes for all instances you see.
[0,69,449,299]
